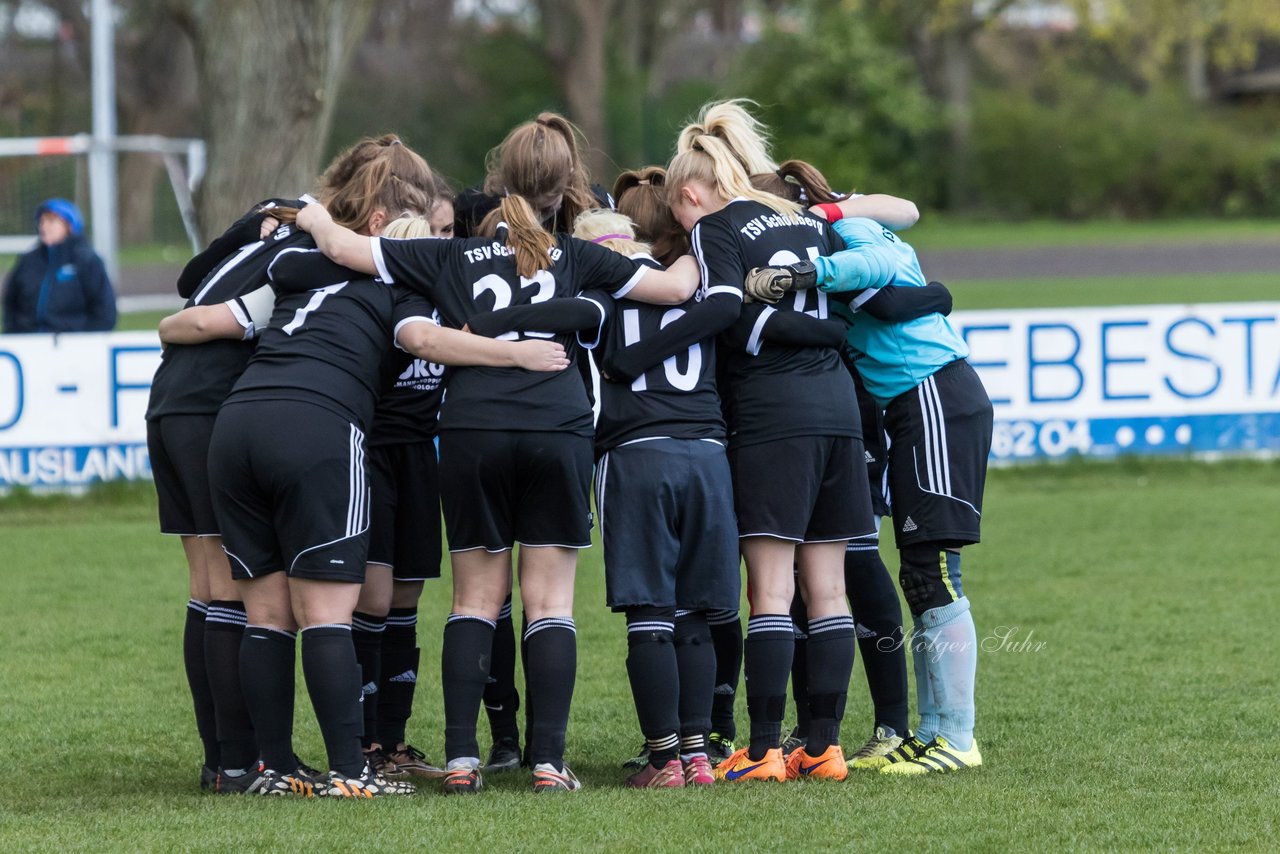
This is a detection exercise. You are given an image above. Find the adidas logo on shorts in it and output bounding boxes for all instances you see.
[865,450,875,463]
[361,681,378,696]
[902,516,918,533]
[389,670,417,684]
[855,622,877,639]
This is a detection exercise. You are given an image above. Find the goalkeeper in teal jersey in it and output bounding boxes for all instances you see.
[746,209,994,775]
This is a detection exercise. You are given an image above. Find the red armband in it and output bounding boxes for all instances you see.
[815,203,844,223]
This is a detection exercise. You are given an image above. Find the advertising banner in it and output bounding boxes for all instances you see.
[1,302,1277,487]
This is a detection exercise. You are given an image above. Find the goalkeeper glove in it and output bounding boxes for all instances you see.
[743,260,818,304]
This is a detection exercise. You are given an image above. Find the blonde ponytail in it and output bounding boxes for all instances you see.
[667,134,801,218]
[676,99,778,176]
[478,195,557,278]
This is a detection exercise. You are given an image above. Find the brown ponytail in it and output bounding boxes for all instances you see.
[483,112,599,229]
[613,166,688,266]
[477,194,557,278]
[272,134,437,234]
[751,160,846,206]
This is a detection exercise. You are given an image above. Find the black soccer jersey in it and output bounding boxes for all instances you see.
[371,231,647,435]
[579,285,725,453]
[692,198,860,446]
[368,321,447,447]
[145,226,313,421]
[226,244,435,432]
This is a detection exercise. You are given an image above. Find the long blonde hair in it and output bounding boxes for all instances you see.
[668,100,799,218]
[571,209,652,258]
[476,195,558,279]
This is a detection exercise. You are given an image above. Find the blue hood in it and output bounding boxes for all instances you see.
[35,198,85,236]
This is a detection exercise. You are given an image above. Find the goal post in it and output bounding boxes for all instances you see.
[0,134,206,264]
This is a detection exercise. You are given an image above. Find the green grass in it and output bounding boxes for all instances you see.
[116,310,168,332]
[950,271,1280,311]
[1,460,1277,850]
[908,217,1280,251]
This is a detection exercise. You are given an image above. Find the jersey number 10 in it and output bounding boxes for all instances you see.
[621,308,702,393]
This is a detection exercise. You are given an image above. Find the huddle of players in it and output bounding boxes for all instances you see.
[146,99,991,798]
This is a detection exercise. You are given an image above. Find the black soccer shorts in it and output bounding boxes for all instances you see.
[729,434,876,543]
[148,414,220,537]
[366,440,442,581]
[596,438,740,611]
[884,359,993,549]
[438,429,594,552]
[208,400,371,582]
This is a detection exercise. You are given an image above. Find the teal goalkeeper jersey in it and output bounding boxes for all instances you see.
[816,217,968,407]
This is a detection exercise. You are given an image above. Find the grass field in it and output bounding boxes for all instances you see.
[1,460,1277,851]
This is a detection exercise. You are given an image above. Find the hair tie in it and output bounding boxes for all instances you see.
[389,138,402,146]
[591,233,631,244]
[638,178,650,186]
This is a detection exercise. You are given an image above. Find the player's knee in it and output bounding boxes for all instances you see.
[626,606,677,647]
[674,611,711,647]
[898,544,963,617]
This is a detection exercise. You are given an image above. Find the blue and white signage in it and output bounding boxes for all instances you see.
[0,332,160,488]
[1,302,1277,488]
[957,302,1280,461]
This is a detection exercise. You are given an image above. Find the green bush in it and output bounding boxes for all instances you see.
[733,1,945,205]
[971,79,1280,218]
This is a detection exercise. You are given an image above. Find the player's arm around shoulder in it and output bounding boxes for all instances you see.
[157,285,275,346]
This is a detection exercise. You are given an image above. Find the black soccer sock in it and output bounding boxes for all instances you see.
[377,607,419,749]
[625,608,680,767]
[707,609,742,739]
[351,611,385,748]
[442,614,496,762]
[524,617,577,768]
[789,592,812,740]
[674,611,715,757]
[804,614,856,755]
[744,614,794,760]
[183,600,219,768]
[240,626,297,773]
[846,545,909,735]
[483,596,521,743]
[205,600,256,770]
[300,624,365,777]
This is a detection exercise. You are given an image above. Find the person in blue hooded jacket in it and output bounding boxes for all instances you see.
[2,198,116,333]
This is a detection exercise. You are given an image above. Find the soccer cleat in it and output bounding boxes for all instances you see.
[713,747,785,783]
[442,760,484,795]
[213,762,266,794]
[626,759,686,789]
[884,733,929,765]
[252,768,318,797]
[386,744,445,779]
[483,736,522,773]
[707,732,735,763]
[294,754,323,779]
[532,762,582,792]
[847,725,904,770]
[780,727,805,757]
[880,736,982,776]
[683,755,715,786]
[364,746,398,777]
[784,744,848,781]
[317,763,416,797]
[621,742,650,770]
[199,765,217,792]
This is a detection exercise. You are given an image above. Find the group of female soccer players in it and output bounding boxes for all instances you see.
[146,100,992,798]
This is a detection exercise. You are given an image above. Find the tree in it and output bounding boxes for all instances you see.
[860,0,1020,205]
[166,0,375,232]
[1069,0,1280,100]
